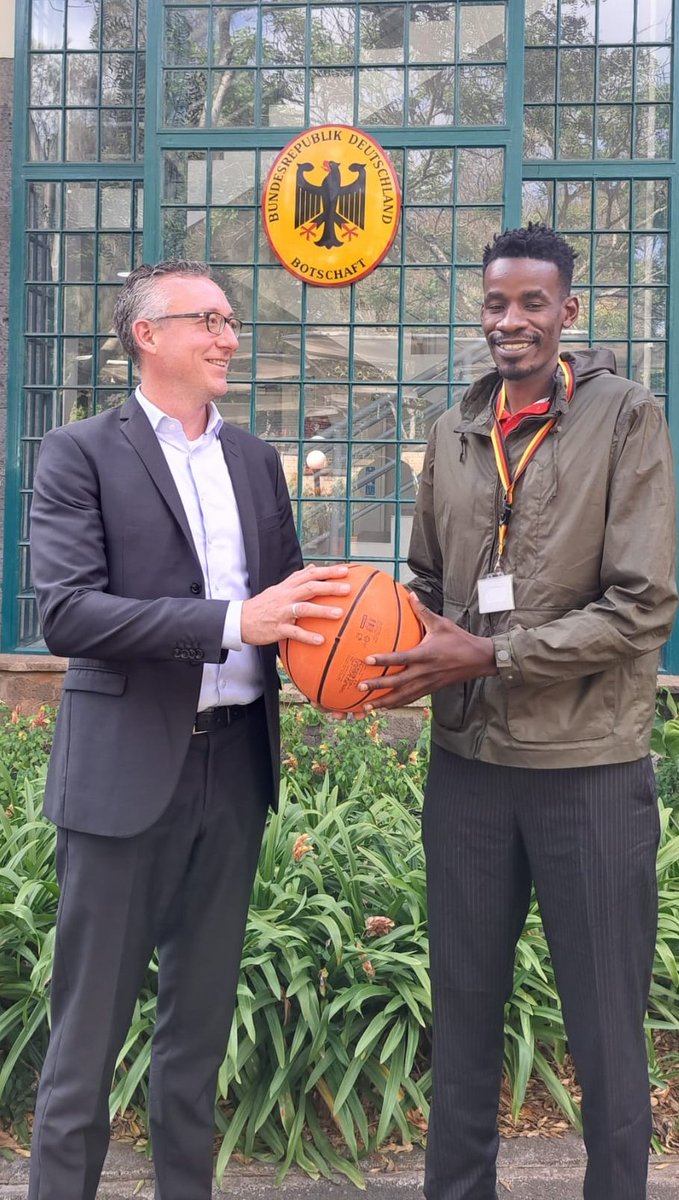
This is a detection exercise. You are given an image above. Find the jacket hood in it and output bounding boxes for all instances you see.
[457,346,618,429]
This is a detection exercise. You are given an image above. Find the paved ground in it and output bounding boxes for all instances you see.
[2,1135,678,1198]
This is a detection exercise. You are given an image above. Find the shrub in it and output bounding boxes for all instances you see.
[1,700,678,1177]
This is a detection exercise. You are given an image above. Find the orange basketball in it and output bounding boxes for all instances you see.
[280,564,423,712]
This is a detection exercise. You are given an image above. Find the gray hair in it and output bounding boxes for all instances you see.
[113,260,213,366]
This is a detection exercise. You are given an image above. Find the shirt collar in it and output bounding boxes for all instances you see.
[135,387,224,439]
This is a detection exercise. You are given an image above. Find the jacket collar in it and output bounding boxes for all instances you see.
[454,351,575,435]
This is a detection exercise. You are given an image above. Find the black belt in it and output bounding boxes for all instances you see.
[192,697,263,735]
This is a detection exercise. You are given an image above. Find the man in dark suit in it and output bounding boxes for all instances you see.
[28,260,349,1200]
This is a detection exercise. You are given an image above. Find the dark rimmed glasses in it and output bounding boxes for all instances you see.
[156,311,242,339]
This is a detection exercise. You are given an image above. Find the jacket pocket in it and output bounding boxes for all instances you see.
[63,667,127,695]
[506,670,615,743]
[433,600,469,731]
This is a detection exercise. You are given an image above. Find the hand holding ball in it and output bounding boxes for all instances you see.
[280,564,423,712]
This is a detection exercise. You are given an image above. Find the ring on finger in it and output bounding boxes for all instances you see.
[292,602,299,620]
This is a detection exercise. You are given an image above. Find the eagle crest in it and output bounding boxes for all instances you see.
[295,160,367,249]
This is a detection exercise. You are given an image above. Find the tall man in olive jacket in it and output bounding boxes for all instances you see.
[360,225,677,1200]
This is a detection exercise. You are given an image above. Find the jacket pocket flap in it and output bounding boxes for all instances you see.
[63,668,127,695]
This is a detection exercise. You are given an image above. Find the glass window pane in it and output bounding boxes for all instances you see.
[310,7,356,66]
[66,0,99,50]
[455,208,503,262]
[558,106,594,158]
[305,284,351,324]
[599,0,634,43]
[459,5,506,62]
[163,150,207,204]
[407,148,454,203]
[300,500,347,559]
[101,53,135,106]
[631,342,665,391]
[402,328,449,381]
[559,48,594,103]
[63,284,95,333]
[162,208,206,259]
[213,7,257,67]
[165,8,209,65]
[598,48,633,102]
[636,0,672,43]
[98,232,133,282]
[164,70,208,126]
[26,285,58,334]
[255,384,300,438]
[405,208,453,264]
[100,109,133,160]
[632,288,666,338]
[595,180,630,229]
[310,70,355,124]
[66,108,98,160]
[358,68,404,125]
[594,233,630,284]
[633,234,667,284]
[556,180,592,228]
[65,182,97,227]
[101,0,135,49]
[559,0,595,44]
[596,106,632,158]
[634,180,668,229]
[592,288,628,338]
[210,208,255,262]
[27,182,61,229]
[525,49,556,104]
[359,5,405,65]
[409,4,455,64]
[100,183,132,228]
[261,6,306,65]
[32,0,66,50]
[261,70,305,126]
[636,47,671,103]
[403,267,451,325]
[212,71,255,125]
[454,267,483,321]
[458,66,505,125]
[211,266,254,322]
[408,67,454,126]
[525,0,557,44]
[523,106,555,158]
[457,148,504,204]
[212,151,254,204]
[522,180,554,226]
[66,53,98,104]
[64,232,95,281]
[28,110,62,161]
[31,54,63,106]
[635,105,671,158]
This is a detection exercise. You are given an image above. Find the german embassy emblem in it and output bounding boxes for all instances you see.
[262,125,401,287]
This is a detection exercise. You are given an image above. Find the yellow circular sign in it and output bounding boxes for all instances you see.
[262,125,401,288]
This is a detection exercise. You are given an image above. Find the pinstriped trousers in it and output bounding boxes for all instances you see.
[422,746,660,1200]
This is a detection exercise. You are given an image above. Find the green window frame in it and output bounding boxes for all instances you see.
[4,0,679,675]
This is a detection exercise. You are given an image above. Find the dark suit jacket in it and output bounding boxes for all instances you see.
[29,394,303,838]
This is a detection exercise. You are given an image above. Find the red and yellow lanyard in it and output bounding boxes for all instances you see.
[489,357,575,566]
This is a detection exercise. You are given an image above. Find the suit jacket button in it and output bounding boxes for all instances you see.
[190,582,202,595]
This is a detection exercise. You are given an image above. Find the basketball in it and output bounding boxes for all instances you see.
[280,564,423,712]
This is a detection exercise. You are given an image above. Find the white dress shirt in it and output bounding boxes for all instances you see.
[136,388,264,710]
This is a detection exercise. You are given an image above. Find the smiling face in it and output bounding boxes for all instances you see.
[481,257,579,394]
[135,274,240,406]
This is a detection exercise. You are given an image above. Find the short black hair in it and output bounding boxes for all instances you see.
[482,223,577,294]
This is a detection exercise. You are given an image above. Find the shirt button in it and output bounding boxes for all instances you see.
[497,649,510,663]
[190,582,202,595]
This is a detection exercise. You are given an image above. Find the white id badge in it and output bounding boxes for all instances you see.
[477,572,515,614]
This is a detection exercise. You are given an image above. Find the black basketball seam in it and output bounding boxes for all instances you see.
[317,569,380,707]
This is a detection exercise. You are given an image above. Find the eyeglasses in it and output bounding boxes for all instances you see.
[156,311,242,339]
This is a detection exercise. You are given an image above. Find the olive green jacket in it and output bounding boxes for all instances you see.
[409,348,678,767]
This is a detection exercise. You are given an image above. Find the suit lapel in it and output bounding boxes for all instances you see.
[219,424,261,594]
[119,395,199,561]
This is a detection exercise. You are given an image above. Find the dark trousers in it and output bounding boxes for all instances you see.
[28,702,270,1200]
[422,746,660,1200]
